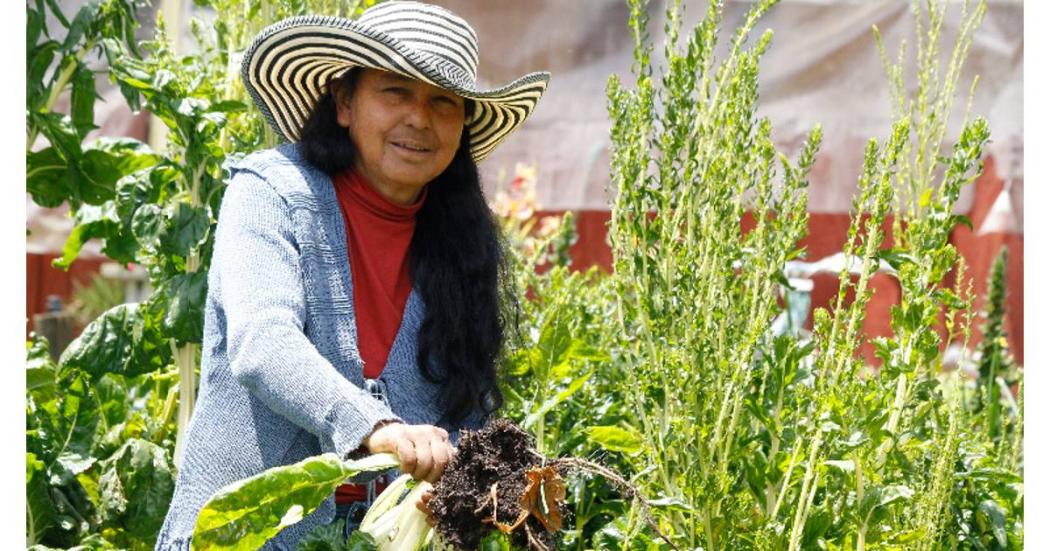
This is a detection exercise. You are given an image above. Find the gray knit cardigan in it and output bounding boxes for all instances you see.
[155,143,484,550]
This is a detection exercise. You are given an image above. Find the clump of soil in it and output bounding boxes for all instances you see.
[425,419,561,550]
[423,419,675,551]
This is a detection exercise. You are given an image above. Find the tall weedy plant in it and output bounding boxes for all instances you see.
[603,0,1021,548]
[606,0,819,547]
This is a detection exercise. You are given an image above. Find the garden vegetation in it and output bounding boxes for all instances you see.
[26,0,1022,549]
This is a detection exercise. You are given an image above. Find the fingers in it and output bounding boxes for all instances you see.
[365,423,454,482]
[427,437,451,483]
[417,492,437,527]
[396,438,418,476]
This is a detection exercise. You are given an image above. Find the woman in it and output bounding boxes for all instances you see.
[155,2,549,548]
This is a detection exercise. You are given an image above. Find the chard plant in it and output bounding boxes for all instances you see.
[27,1,383,548]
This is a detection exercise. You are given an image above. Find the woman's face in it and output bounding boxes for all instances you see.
[334,68,466,205]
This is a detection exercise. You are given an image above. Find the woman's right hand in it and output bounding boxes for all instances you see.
[364,421,454,483]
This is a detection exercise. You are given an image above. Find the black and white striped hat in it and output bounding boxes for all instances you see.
[241,1,551,162]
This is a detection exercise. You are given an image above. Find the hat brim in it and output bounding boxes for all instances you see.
[241,15,550,163]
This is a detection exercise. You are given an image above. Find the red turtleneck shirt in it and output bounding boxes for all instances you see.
[334,167,426,378]
[333,167,426,505]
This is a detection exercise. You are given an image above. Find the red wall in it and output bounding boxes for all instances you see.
[26,254,107,338]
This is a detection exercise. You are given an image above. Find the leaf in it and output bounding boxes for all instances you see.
[57,452,96,476]
[823,459,855,475]
[78,138,161,205]
[26,453,59,543]
[37,112,83,161]
[94,374,131,429]
[519,466,566,532]
[53,202,119,270]
[27,364,56,392]
[26,147,69,207]
[27,335,58,392]
[522,369,594,429]
[193,453,399,551]
[977,499,1008,548]
[551,339,610,379]
[60,303,171,380]
[160,271,208,344]
[876,248,914,271]
[210,100,248,113]
[116,164,176,221]
[70,63,97,135]
[646,497,694,512]
[860,484,913,519]
[345,531,379,551]
[62,0,102,50]
[27,40,60,111]
[478,532,512,551]
[950,213,973,230]
[159,202,210,258]
[587,425,643,454]
[45,0,70,28]
[98,439,175,543]
[131,204,164,249]
[298,517,350,551]
[27,0,45,51]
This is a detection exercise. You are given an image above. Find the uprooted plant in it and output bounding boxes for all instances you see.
[192,419,675,551]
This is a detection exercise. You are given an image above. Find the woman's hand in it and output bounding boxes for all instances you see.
[364,421,454,483]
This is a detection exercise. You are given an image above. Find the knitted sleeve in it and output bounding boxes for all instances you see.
[212,169,401,458]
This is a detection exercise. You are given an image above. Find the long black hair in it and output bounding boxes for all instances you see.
[299,68,516,424]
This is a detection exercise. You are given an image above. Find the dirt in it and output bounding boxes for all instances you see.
[425,419,562,550]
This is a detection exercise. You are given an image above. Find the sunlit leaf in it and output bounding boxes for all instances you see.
[586,425,643,454]
[193,453,399,551]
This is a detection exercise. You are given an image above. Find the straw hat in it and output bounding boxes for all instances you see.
[241,1,551,162]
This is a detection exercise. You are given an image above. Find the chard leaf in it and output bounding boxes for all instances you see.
[37,112,83,162]
[60,303,171,380]
[27,452,57,543]
[159,271,208,344]
[298,517,350,551]
[53,202,120,270]
[193,453,399,550]
[159,202,210,258]
[587,425,643,454]
[27,336,58,395]
[26,147,68,207]
[98,439,175,544]
[78,138,161,205]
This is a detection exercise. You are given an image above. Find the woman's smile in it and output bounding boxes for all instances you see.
[334,69,466,205]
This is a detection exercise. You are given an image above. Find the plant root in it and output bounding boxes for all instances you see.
[549,456,679,551]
